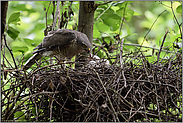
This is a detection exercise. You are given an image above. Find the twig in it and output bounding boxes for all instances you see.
[170,2,182,38]
[3,34,18,69]
[157,30,169,66]
[6,91,59,120]
[120,38,126,87]
[46,2,51,28]
[93,69,120,122]
[127,106,142,122]
[119,2,128,36]
[139,10,167,51]
[94,2,113,23]
[155,85,161,121]
[4,81,27,120]
[109,88,134,108]
[49,82,60,122]
[28,61,74,78]
[123,43,180,54]
[1,52,13,68]
[96,1,112,6]
[52,1,60,30]
[120,38,124,68]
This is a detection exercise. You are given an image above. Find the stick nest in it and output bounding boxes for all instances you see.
[1,52,182,122]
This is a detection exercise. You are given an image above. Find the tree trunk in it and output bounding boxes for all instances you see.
[1,1,9,49]
[75,1,97,68]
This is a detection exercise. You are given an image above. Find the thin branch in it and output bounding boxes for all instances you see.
[120,38,126,87]
[170,2,182,38]
[96,1,113,6]
[139,10,167,51]
[94,69,120,122]
[157,30,169,66]
[52,1,60,30]
[3,34,18,69]
[119,2,128,36]
[94,2,113,23]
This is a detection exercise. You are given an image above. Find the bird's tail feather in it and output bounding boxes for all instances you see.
[24,53,42,70]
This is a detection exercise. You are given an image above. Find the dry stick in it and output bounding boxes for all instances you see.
[167,86,180,110]
[52,1,60,31]
[2,38,6,81]
[157,30,169,66]
[109,88,134,108]
[3,34,18,69]
[141,54,150,82]
[94,2,113,23]
[28,61,74,78]
[144,85,162,99]
[27,86,39,121]
[124,82,136,99]
[93,69,120,122]
[120,38,126,87]
[1,53,13,68]
[4,81,27,120]
[45,2,51,32]
[84,102,95,122]
[96,1,112,6]
[49,82,60,122]
[170,2,182,37]
[50,1,60,65]
[6,91,59,120]
[155,85,161,121]
[119,2,127,36]
[57,3,61,29]
[127,106,142,122]
[124,43,179,54]
[92,43,113,64]
[139,10,167,51]
[64,1,73,29]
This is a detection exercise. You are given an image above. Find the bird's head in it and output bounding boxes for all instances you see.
[81,41,92,54]
[77,32,92,57]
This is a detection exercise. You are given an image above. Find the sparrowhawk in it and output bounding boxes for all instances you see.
[24,29,92,70]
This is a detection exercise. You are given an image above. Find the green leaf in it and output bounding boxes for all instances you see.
[24,38,36,46]
[11,46,29,53]
[124,23,131,35]
[8,12,20,24]
[93,24,101,38]
[103,18,120,31]
[101,13,121,20]
[7,26,20,40]
[116,7,134,21]
[14,111,24,118]
[96,21,110,32]
[32,107,36,115]
[176,5,182,14]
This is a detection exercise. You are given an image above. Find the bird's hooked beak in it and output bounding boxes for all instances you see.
[85,47,92,57]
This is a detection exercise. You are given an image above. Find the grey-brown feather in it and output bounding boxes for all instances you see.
[23,29,92,70]
[24,53,42,70]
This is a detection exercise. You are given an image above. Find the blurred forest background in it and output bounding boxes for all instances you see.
[2,1,182,65]
[1,1,182,122]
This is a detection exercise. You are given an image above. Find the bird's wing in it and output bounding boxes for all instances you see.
[33,29,77,53]
[24,53,42,70]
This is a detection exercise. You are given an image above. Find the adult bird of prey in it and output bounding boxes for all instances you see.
[23,29,92,70]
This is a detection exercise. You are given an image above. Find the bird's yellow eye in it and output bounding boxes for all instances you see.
[82,44,87,48]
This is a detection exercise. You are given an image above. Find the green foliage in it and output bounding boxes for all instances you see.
[7,26,20,40]
[176,4,182,14]
[8,12,21,24]
[94,1,181,64]
[2,1,182,122]
[11,46,29,54]
[5,1,181,66]
[14,111,26,121]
